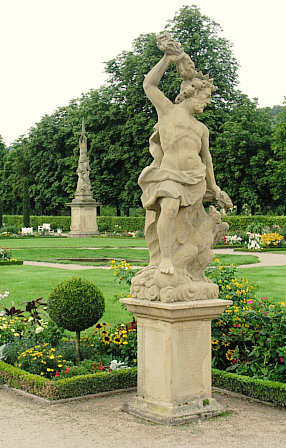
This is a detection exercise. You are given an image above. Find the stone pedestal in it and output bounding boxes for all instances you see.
[67,200,100,237]
[120,297,231,425]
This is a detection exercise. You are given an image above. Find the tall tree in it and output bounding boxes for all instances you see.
[267,101,286,213]
[212,95,274,213]
[0,136,6,226]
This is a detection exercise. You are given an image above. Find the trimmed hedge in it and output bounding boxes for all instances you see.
[0,361,58,399]
[53,368,137,400]
[212,369,286,407]
[3,215,71,232]
[4,214,286,234]
[1,360,286,406]
[223,215,286,233]
[234,247,286,253]
[0,260,23,266]
[98,216,144,232]
[2,215,145,233]
[0,361,137,400]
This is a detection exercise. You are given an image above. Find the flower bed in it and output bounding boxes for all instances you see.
[0,247,22,265]
[208,263,286,382]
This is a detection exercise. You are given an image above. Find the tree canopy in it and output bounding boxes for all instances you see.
[0,5,285,217]
[212,95,274,214]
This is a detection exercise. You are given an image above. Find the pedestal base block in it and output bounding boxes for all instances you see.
[123,396,223,425]
[120,297,231,425]
[67,201,99,237]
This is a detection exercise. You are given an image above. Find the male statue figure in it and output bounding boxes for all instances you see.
[131,32,232,303]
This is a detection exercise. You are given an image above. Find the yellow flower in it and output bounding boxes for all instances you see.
[226,349,235,361]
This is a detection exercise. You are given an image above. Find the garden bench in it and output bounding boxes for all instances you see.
[38,223,54,233]
[21,227,33,235]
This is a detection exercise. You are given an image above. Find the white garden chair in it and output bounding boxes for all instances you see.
[21,227,33,235]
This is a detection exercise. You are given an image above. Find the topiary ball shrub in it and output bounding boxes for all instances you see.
[48,277,105,362]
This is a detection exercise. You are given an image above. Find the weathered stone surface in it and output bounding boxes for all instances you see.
[121,297,231,424]
[130,32,232,302]
[67,120,99,237]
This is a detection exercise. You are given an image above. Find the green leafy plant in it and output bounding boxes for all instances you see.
[16,344,67,378]
[209,262,286,382]
[48,277,105,363]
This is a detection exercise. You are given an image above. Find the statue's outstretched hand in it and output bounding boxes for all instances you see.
[156,31,184,62]
[214,187,233,209]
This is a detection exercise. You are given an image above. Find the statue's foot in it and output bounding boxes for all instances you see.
[159,258,174,274]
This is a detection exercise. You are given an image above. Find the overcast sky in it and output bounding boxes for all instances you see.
[1,0,286,145]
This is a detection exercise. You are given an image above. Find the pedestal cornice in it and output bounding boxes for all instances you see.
[120,297,232,322]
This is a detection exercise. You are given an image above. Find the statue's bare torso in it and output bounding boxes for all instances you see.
[158,106,207,172]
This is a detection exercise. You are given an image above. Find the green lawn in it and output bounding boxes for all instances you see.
[238,266,286,303]
[2,263,286,324]
[0,265,131,324]
[0,236,266,326]
[11,247,149,264]
[0,236,147,249]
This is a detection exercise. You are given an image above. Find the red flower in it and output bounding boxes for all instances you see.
[55,371,59,377]
[98,365,103,370]
[93,363,97,368]
[64,367,69,373]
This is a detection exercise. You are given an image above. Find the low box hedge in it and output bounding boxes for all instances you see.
[2,215,145,233]
[0,260,23,266]
[3,214,286,234]
[53,368,137,400]
[223,215,286,233]
[212,369,286,407]
[0,361,137,400]
[1,360,286,406]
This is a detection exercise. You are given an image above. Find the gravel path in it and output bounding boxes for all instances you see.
[1,387,286,448]
[214,248,286,268]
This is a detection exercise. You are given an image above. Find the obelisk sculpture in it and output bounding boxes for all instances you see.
[121,32,232,424]
[67,120,100,236]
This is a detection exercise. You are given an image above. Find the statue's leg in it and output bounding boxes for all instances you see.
[157,197,180,274]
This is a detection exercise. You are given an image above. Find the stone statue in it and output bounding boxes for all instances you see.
[67,119,100,236]
[74,120,93,201]
[130,32,232,303]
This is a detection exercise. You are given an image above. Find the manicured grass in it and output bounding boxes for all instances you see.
[0,236,147,249]
[0,265,131,324]
[11,247,149,264]
[213,253,259,266]
[238,266,286,303]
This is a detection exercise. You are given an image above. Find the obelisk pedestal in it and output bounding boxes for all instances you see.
[67,199,100,237]
[120,297,231,425]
